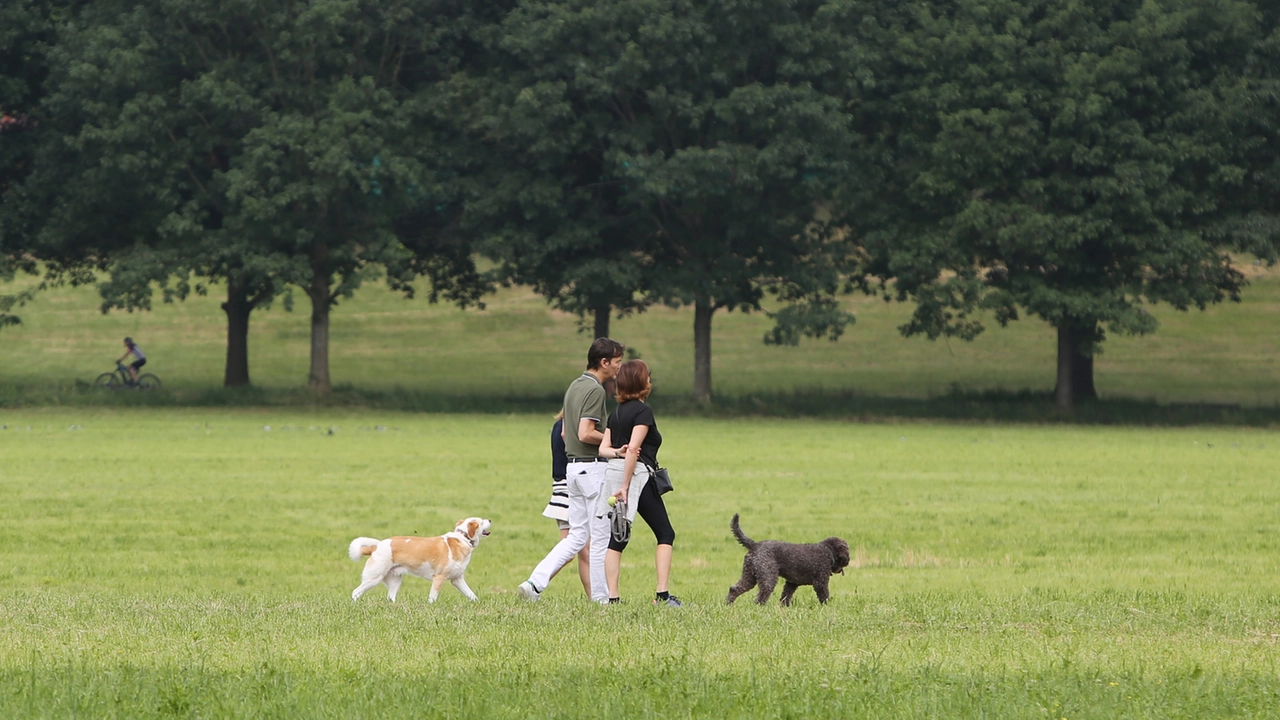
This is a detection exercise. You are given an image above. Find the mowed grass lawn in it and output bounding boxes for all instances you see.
[2,262,1280,406]
[1,408,1278,718]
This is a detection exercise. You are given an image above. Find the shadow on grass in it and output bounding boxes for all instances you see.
[2,382,1278,426]
[670,389,1280,426]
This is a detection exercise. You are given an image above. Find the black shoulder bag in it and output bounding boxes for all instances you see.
[649,465,674,495]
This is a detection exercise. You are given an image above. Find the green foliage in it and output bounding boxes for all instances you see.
[23,0,498,386]
[0,284,34,328]
[453,0,649,328]
[464,0,861,395]
[852,0,1263,353]
[1219,4,1280,265]
[0,0,69,323]
[762,296,853,346]
[6,0,1280,402]
[598,0,862,319]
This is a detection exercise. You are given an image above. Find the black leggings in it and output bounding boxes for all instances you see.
[609,477,676,553]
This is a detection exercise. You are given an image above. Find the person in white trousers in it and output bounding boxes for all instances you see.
[518,338,626,603]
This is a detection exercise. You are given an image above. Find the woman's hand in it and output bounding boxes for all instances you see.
[599,430,625,459]
[613,486,629,504]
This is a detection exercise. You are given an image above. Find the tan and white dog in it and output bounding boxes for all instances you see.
[348,517,492,603]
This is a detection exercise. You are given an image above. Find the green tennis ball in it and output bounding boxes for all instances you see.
[607,496,617,507]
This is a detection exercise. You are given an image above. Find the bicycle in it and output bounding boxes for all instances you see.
[95,363,162,390]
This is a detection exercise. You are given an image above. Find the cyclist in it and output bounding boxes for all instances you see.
[116,337,147,384]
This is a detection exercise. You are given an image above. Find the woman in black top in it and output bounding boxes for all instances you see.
[599,360,680,606]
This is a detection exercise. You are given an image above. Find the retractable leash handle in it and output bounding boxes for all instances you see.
[610,499,631,544]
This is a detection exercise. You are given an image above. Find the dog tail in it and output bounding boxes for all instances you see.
[348,537,381,561]
[730,513,756,551]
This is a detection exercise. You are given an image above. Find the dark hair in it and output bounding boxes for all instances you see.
[586,338,625,370]
[124,337,134,346]
[615,360,651,402]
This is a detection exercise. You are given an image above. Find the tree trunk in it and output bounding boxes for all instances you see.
[1055,324,1074,410]
[693,299,714,403]
[1071,348,1096,400]
[221,280,252,387]
[593,304,610,339]
[1054,322,1098,407]
[307,241,333,394]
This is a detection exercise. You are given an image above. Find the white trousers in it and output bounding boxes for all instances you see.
[527,460,609,603]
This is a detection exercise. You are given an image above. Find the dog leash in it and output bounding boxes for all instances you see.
[609,499,631,544]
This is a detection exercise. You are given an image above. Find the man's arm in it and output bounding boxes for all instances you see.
[573,384,607,446]
[577,417,605,446]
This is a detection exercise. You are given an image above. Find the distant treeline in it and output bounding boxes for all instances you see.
[2,0,1278,406]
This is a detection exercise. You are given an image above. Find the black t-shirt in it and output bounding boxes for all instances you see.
[550,418,568,480]
[607,400,662,468]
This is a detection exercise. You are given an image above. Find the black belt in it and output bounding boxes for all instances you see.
[567,457,607,463]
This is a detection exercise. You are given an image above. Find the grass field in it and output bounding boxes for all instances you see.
[2,263,1280,410]
[2,408,1278,718]
[2,264,1279,716]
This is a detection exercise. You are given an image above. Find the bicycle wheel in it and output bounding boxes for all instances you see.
[137,373,162,390]
[95,372,120,388]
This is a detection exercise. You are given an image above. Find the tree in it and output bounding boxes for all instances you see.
[0,107,40,327]
[34,0,487,390]
[181,0,455,394]
[615,0,864,401]
[1215,2,1280,270]
[0,0,63,328]
[853,0,1261,408]
[19,0,299,386]
[467,0,861,401]
[449,0,653,340]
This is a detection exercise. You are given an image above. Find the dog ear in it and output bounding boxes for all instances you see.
[466,519,479,538]
[825,538,851,568]
[835,539,851,567]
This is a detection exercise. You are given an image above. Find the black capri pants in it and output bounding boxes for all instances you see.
[609,477,676,553]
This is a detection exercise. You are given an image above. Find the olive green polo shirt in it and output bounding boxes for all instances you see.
[562,372,607,459]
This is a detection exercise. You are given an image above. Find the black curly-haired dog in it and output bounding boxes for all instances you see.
[726,513,850,606]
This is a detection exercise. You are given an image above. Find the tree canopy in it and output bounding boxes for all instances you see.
[3,0,1279,403]
[463,0,862,400]
[852,0,1267,407]
[0,0,65,327]
[23,0,491,389]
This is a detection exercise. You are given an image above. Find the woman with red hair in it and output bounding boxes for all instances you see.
[598,359,681,606]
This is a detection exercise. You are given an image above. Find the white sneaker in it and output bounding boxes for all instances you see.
[516,581,541,602]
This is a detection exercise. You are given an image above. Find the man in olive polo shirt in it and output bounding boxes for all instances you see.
[518,338,625,603]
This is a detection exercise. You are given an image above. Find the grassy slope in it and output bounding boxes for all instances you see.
[2,264,1279,407]
[1,410,1278,717]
